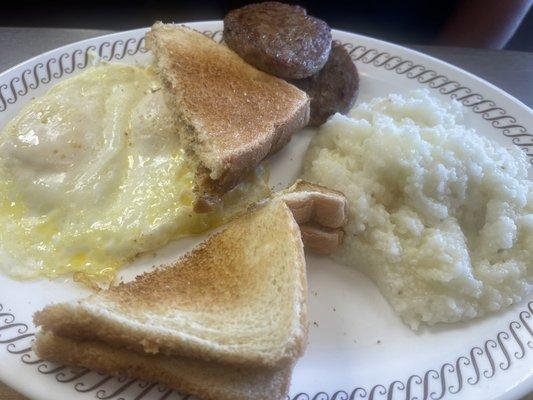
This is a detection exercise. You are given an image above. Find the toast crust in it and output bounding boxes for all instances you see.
[34,202,308,369]
[269,179,348,254]
[34,331,293,400]
[276,180,348,228]
[146,23,310,211]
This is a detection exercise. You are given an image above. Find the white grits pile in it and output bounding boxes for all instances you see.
[302,90,532,329]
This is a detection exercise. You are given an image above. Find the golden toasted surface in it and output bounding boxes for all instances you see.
[34,201,308,367]
[147,23,308,160]
[146,23,310,210]
[104,201,292,312]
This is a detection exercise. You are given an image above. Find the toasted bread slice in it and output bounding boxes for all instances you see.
[299,223,344,255]
[146,23,310,212]
[34,201,307,368]
[271,180,348,254]
[35,331,292,400]
[275,180,348,228]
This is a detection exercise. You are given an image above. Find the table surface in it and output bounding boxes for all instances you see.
[0,27,532,400]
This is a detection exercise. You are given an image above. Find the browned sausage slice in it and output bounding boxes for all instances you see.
[223,2,332,79]
[291,43,359,126]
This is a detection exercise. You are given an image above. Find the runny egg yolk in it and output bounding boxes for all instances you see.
[0,64,268,285]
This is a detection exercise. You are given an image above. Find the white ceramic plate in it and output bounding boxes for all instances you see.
[0,21,532,400]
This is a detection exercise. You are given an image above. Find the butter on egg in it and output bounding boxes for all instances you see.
[0,64,268,284]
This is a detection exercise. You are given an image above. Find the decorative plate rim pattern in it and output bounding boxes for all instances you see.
[0,27,532,400]
[1,301,532,400]
[0,28,531,163]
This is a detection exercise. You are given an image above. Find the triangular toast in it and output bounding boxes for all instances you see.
[35,331,293,400]
[34,201,308,368]
[146,23,310,211]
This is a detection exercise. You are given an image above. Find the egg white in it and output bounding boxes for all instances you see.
[0,64,267,283]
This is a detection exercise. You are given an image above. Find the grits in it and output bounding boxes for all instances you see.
[303,90,532,329]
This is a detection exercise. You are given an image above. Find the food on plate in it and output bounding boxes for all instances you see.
[224,2,358,129]
[147,23,310,212]
[34,200,307,364]
[299,224,344,255]
[34,200,307,400]
[290,43,359,126]
[274,179,348,254]
[35,331,293,400]
[223,2,332,79]
[303,90,533,329]
[0,63,268,283]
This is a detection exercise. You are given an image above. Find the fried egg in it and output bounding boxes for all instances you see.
[0,64,268,284]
